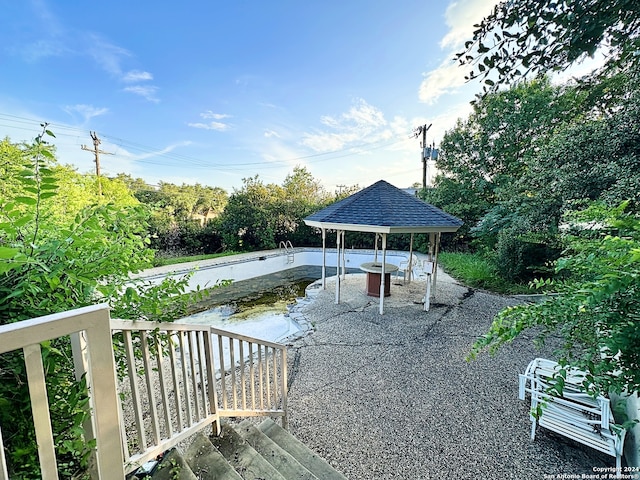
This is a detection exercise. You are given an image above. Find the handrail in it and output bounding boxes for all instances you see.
[0,307,288,479]
[111,319,287,475]
[279,240,295,264]
[279,240,293,251]
[0,305,124,480]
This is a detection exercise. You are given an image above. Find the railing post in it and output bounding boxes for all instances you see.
[84,306,125,479]
[70,332,98,477]
[281,348,288,429]
[24,343,58,480]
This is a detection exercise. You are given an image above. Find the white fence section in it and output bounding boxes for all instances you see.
[0,304,288,479]
[0,305,124,480]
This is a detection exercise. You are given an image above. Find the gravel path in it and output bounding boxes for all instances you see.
[284,270,613,480]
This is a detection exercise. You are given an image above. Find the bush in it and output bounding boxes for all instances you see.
[494,228,561,282]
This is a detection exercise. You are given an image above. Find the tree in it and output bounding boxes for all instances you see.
[457,0,640,94]
[432,78,579,248]
[217,168,334,251]
[218,175,285,251]
[0,128,196,478]
[469,202,640,397]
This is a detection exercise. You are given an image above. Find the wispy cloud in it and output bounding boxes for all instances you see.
[418,0,499,104]
[83,34,160,102]
[264,129,280,138]
[63,104,109,123]
[200,111,230,120]
[440,0,499,50]
[419,61,468,104]
[122,70,153,82]
[302,98,390,152]
[114,141,192,161]
[123,85,160,103]
[187,121,230,131]
[86,34,131,77]
[188,111,232,131]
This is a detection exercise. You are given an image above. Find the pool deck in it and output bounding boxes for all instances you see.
[284,270,614,480]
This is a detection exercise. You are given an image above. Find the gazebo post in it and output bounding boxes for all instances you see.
[341,231,346,280]
[408,233,414,283]
[321,228,326,290]
[428,233,436,298]
[433,232,441,294]
[335,230,341,304]
[379,233,387,314]
[374,233,379,263]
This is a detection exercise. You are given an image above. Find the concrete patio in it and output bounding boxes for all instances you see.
[284,270,614,479]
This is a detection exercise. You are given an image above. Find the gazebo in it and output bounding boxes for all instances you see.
[303,180,463,314]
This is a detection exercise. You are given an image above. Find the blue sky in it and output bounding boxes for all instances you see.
[1,0,500,193]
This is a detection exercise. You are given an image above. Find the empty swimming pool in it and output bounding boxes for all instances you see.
[134,247,413,343]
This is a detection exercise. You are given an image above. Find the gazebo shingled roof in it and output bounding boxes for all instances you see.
[303,180,463,315]
[304,180,462,233]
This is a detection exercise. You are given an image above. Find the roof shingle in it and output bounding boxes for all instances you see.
[304,180,463,233]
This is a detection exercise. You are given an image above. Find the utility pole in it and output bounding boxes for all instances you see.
[81,132,114,195]
[411,124,432,189]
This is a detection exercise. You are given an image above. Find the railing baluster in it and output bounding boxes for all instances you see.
[141,332,160,445]
[168,336,184,432]
[179,331,192,424]
[217,334,227,409]
[248,342,256,409]
[23,344,59,480]
[123,330,147,451]
[229,337,237,409]
[281,348,288,428]
[258,345,265,410]
[187,332,201,421]
[0,423,9,480]
[239,340,247,410]
[196,332,208,415]
[202,331,219,435]
[154,332,173,438]
[265,346,271,410]
[272,347,279,408]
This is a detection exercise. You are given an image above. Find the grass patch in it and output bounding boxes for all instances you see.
[438,252,534,295]
[152,251,240,267]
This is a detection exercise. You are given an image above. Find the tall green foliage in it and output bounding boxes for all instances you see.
[470,202,640,397]
[0,128,195,479]
[217,167,333,251]
[457,0,640,94]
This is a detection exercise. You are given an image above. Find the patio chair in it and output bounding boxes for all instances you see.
[518,358,626,473]
[394,254,417,284]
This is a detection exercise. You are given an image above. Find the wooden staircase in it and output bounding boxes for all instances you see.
[130,418,347,480]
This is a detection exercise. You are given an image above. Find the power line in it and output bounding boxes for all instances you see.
[0,112,411,175]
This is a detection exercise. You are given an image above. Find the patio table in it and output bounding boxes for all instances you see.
[359,262,399,297]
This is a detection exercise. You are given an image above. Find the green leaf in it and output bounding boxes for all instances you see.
[0,263,20,274]
[15,196,37,206]
[40,149,54,159]
[0,246,20,259]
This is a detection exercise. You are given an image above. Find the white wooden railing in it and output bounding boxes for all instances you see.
[0,304,288,479]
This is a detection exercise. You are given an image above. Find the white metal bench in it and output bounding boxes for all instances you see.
[518,358,626,472]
